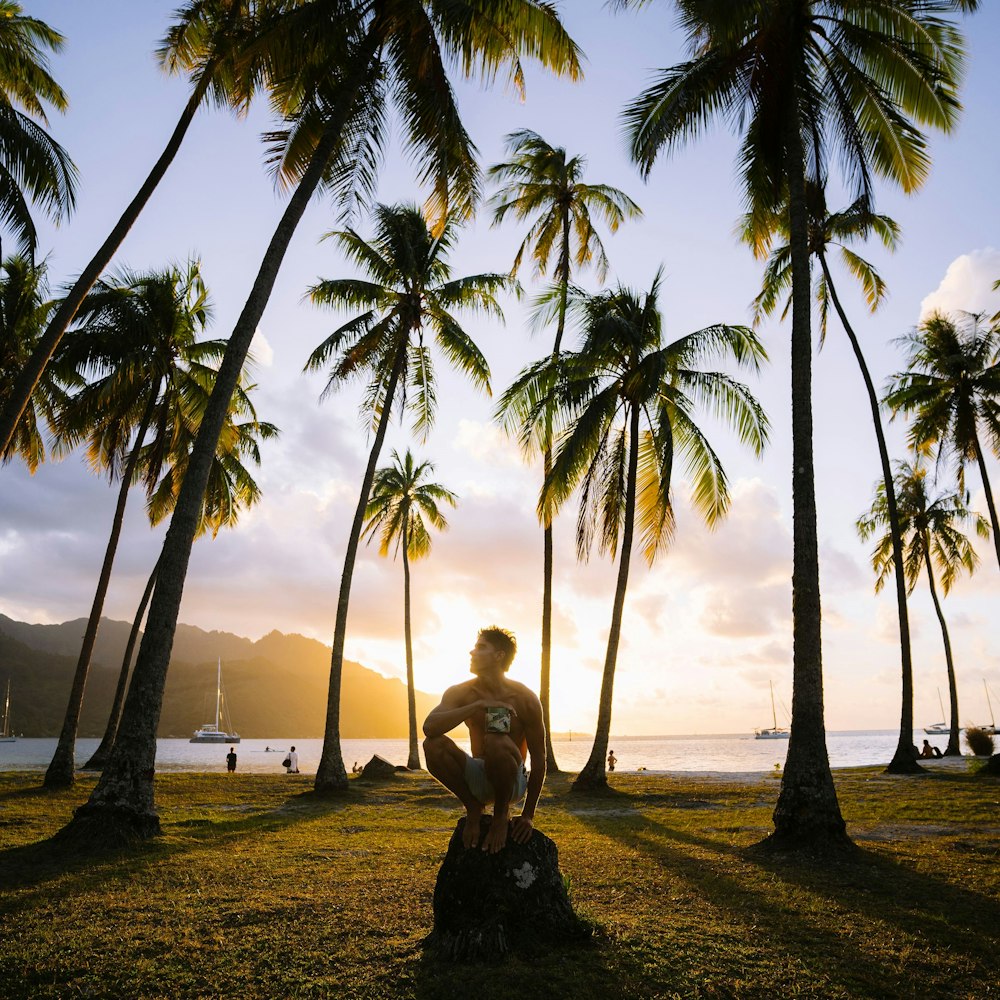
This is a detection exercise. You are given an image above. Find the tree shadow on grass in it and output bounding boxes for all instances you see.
[0,784,362,905]
[569,800,998,997]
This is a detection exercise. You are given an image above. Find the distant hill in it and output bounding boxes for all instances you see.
[0,614,437,739]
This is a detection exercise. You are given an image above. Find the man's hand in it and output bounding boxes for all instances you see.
[509,814,534,844]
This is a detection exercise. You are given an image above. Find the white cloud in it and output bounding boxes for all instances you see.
[249,326,274,368]
[919,248,1000,320]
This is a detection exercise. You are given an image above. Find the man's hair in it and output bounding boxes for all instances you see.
[479,626,517,669]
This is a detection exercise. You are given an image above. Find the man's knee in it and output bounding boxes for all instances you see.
[423,735,450,769]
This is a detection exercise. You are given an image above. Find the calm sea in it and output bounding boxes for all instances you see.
[0,730,959,775]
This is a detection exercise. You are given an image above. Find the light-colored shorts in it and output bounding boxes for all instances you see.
[464,752,528,806]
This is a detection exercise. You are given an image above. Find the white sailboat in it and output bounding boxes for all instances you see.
[923,688,954,736]
[0,679,15,742]
[754,680,790,740]
[189,658,240,743]
[980,679,997,736]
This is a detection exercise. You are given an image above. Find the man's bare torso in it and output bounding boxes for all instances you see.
[452,676,532,760]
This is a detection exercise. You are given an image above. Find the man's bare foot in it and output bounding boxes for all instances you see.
[462,806,483,848]
[481,811,510,854]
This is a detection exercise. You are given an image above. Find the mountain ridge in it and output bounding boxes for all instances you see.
[0,614,437,739]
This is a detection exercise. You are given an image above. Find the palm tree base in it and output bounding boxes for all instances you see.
[749,827,859,859]
[313,773,350,794]
[80,746,111,771]
[570,767,607,793]
[884,753,925,775]
[54,801,161,848]
[42,757,75,789]
[943,746,962,757]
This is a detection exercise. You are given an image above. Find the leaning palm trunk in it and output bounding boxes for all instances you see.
[43,403,155,788]
[972,440,1000,572]
[55,124,343,844]
[539,248,570,773]
[0,67,218,457]
[819,258,921,775]
[762,127,849,852]
[573,407,639,790]
[401,520,419,770]
[81,559,159,772]
[922,547,962,756]
[315,339,408,793]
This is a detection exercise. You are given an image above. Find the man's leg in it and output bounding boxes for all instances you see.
[424,735,486,848]
[480,734,523,854]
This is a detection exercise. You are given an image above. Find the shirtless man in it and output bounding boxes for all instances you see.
[423,627,546,854]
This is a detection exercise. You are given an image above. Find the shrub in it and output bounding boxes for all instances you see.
[964,726,995,757]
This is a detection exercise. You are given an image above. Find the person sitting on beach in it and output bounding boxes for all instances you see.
[423,626,545,855]
[920,740,935,759]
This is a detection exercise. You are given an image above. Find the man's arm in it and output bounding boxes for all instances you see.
[510,691,546,843]
[423,685,498,738]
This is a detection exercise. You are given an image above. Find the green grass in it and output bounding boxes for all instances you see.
[0,766,998,999]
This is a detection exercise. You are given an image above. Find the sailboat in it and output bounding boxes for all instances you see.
[980,679,997,736]
[189,658,240,743]
[0,679,15,742]
[923,688,954,736]
[754,680,790,739]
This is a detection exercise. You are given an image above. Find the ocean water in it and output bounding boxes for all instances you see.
[0,729,964,775]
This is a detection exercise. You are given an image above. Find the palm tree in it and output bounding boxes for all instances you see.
[500,271,768,789]
[59,3,579,844]
[857,459,988,756]
[488,129,642,771]
[0,255,68,470]
[0,2,76,261]
[81,404,277,772]
[307,203,511,792]
[745,187,922,773]
[885,311,1000,571]
[41,260,269,787]
[0,0,266,456]
[615,0,974,851]
[362,448,456,770]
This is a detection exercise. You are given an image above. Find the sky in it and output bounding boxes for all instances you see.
[3,1,1000,738]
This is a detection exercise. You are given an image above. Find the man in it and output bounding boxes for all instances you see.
[423,626,546,854]
[285,746,299,773]
[226,747,237,773]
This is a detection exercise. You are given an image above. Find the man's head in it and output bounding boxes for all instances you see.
[470,626,517,674]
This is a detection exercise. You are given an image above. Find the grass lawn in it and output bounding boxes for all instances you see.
[0,764,998,999]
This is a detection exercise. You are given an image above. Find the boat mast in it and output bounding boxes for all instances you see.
[2,680,9,737]
[215,657,221,732]
[770,679,778,730]
[937,687,946,724]
[986,679,995,729]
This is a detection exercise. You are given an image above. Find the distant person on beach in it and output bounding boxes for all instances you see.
[226,748,237,773]
[285,746,299,773]
[607,750,617,772]
[352,761,361,774]
[920,740,935,759]
[423,626,545,854]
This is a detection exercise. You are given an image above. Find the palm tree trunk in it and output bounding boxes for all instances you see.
[819,258,921,775]
[43,402,156,789]
[923,546,961,756]
[0,66,218,456]
[573,405,640,791]
[763,125,849,852]
[315,339,409,793]
[81,558,159,772]
[402,519,420,770]
[973,436,1000,571]
[539,242,571,773]
[54,122,345,845]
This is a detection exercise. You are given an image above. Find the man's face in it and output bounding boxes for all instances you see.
[469,634,502,675]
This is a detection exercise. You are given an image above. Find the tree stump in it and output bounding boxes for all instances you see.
[356,754,401,781]
[424,816,590,962]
